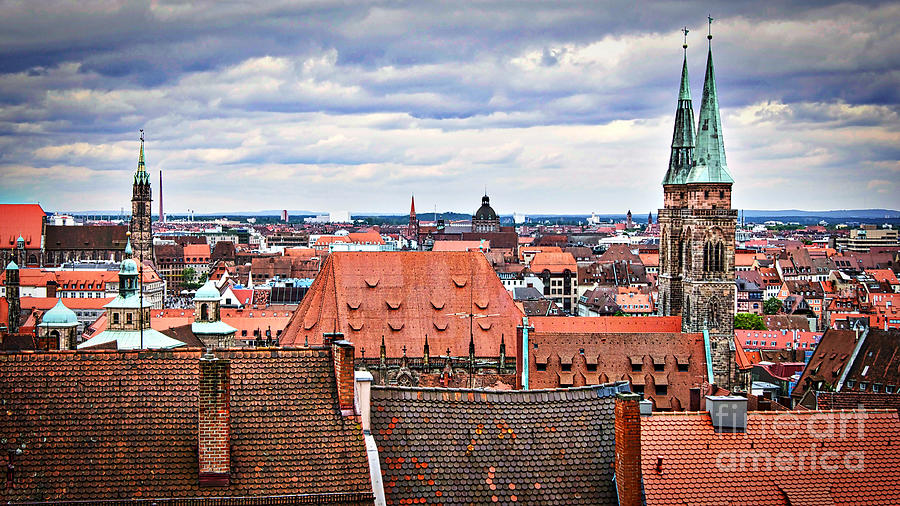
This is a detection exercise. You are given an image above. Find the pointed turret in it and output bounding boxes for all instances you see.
[134,131,150,185]
[663,28,696,186]
[688,23,734,184]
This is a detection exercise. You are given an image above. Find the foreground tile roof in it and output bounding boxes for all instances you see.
[0,203,45,249]
[0,348,371,503]
[280,252,522,358]
[371,382,629,505]
[641,409,900,505]
[530,316,682,333]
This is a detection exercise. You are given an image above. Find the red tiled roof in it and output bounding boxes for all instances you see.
[641,410,900,505]
[530,316,682,334]
[0,348,372,502]
[0,204,44,249]
[527,331,706,410]
[183,243,211,258]
[18,296,114,311]
[280,252,522,358]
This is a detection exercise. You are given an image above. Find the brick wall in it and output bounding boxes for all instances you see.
[199,355,230,486]
[332,341,355,413]
[614,393,643,506]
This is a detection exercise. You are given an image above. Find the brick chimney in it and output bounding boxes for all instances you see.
[354,370,374,433]
[199,353,230,487]
[332,340,355,416]
[615,392,643,506]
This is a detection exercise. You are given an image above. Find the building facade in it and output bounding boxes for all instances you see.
[658,33,736,386]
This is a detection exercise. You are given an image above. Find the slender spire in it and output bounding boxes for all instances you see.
[662,27,696,186]
[688,16,734,184]
[410,195,416,218]
[134,130,149,184]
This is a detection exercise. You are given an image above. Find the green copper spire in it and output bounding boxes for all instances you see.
[134,130,150,185]
[688,19,734,184]
[663,27,695,186]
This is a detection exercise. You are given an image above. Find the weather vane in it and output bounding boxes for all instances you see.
[682,26,689,49]
[140,128,144,142]
[707,15,714,40]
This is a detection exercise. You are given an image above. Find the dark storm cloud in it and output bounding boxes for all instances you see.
[0,1,899,213]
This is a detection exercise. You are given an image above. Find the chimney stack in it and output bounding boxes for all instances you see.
[333,340,355,416]
[199,354,230,487]
[706,395,748,433]
[614,392,643,506]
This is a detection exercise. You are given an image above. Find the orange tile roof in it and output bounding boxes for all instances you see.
[182,243,210,258]
[638,253,659,267]
[869,269,899,286]
[0,203,44,249]
[2,268,160,288]
[19,296,114,311]
[641,410,900,505]
[529,251,577,274]
[284,247,317,259]
[432,240,490,252]
[530,316,682,334]
[280,252,523,358]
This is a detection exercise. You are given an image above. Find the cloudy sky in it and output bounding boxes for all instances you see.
[0,1,898,215]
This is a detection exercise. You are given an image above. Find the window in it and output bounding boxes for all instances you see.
[719,190,724,198]
[631,363,642,372]
[655,385,668,396]
[536,362,547,372]
[112,313,119,324]
[873,384,882,393]
[561,362,572,372]
[632,384,644,395]
[654,363,665,372]
[887,385,895,394]
[859,382,868,391]
[677,363,689,373]
[704,190,709,198]
[586,363,597,372]
[126,313,132,325]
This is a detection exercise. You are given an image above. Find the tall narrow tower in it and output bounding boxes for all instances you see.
[159,170,165,223]
[5,261,20,333]
[658,27,696,320]
[658,21,737,387]
[130,131,153,264]
[407,195,419,247]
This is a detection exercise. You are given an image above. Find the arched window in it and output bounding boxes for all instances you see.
[703,242,710,272]
[201,303,209,321]
[684,238,692,273]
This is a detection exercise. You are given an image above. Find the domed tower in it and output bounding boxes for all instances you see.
[192,280,236,349]
[472,194,500,233]
[38,298,79,350]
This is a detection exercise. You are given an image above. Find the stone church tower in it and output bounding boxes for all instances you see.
[658,27,736,387]
[130,131,153,264]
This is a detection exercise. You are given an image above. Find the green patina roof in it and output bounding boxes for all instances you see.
[39,299,78,327]
[134,135,150,185]
[688,45,734,184]
[192,321,237,336]
[120,238,138,275]
[78,329,184,351]
[662,53,696,185]
[194,280,221,301]
[105,293,150,310]
[6,261,18,270]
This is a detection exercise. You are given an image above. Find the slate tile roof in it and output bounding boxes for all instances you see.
[0,348,371,503]
[791,329,856,401]
[44,224,127,251]
[280,252,522,359]
[641,409,900,505]
[371,382,629,505]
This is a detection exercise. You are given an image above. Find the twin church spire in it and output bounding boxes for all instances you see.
[663,18,733,186]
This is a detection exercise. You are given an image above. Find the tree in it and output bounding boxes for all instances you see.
[181,267,201,290]
[763,297,782,315]
[734,312,766,330]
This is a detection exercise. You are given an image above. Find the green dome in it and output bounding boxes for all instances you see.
[194,280,220,301]
[120,237,138,274]
[6,261,18,270]
[41,299,78,326]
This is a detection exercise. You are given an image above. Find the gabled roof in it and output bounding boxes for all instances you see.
[641,409,900,505]
[371,382,627,504]
[0,348,371,502]
[44,225,127,251]
[791,329,857,399]
[280,252,522,358]
[0,204,44,249]
[530,252,577,274]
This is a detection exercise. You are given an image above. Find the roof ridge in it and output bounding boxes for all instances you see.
[372,381,630,402]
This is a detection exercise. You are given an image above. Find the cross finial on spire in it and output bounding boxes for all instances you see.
[707,15,714,41]
[682,26,689,50]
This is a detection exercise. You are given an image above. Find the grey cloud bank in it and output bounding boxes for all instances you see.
[1,1,898,214]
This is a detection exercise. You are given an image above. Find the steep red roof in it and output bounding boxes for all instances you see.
[641,410,900,505]
[0,348,372,502]
[530,316,682,333]
[0,204,44,249]
[280,252,522,358]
